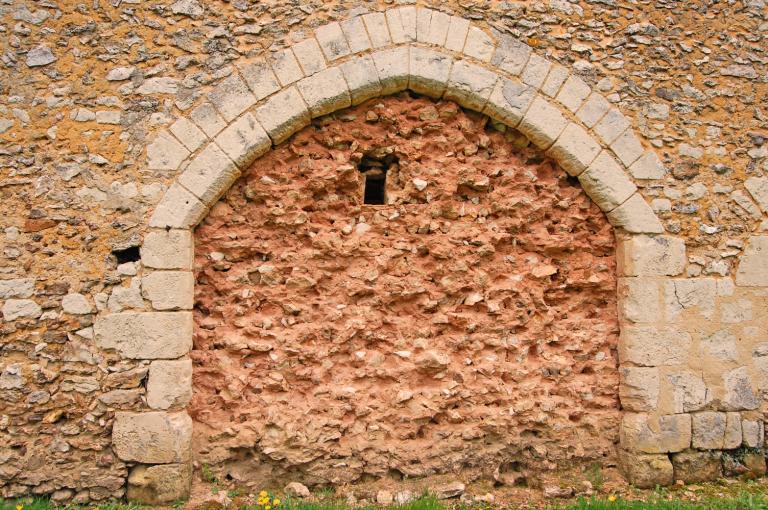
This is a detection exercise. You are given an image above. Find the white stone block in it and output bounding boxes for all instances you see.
[745,176,768,213]
[386,7,416,44]
[424,10,450,46]
[142,271,194,311]
[620,367,660,412]
[483,78,535,128]
[611,129,644,167]
[238,60,281,100]
[575,92,610,128]
[62,293,93,315]
[146,130,189,171]
[190,102,226,138]
[520,53,551,89]
[617,234,685,276]
[371,47,410,95]
[463,26,494,62]
[315,22,351,61]
[547,122,602,176]
[607,194,665,234]
[147,359,193,410]
[578,150,637,211]
[736,235,768,286]
[341,17,371,53]
[3,299,42,321]
[113,411,192,463]
[617,277,661,323]
[142,229,194,270]
[619,324,692,366]
[629,151,666,180]
[444,60,498,111]
[254,86,311,145]
[518,95,568,149]
[215,112,271,168]
[148,183,207,229]
[0,278,34,299]
[415,7,433,43]
[270,48,304,86]
[94,311,193,359]
[409,46,453,98]
[540,64,568,97]
[178,143,239,205]
[556,74,591,113]
[208,74,256,122]
[620,413,691,454]
[363,12,392,48]
[341,55,382,105]
[595,107,631,144]
[297,67,351,118]
[291,38,327,76]
[444,16,470,52]
[491,35,530,75]
[169,117,207,152]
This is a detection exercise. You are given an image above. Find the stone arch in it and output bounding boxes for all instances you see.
[101,7,693,503]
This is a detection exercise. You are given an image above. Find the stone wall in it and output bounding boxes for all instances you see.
[192,94,621,487]
[0,0,767,503]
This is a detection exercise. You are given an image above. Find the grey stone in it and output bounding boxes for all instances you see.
[620,413,691,454]
[127,463,192,505]
[0,278,34,299]
[177,143,239,205]
[618,450,673,488]
[112,411,192,463]
[254,86,311,145]
[3,299,42,321]
[147,359,193,410]
[94,311,193,359]
[723,367,759,411]
[141,230,194,270]
[26,45,57,67]
[671,451,722,483]
[62,293,93,315]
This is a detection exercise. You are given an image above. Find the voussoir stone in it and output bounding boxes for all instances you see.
[490,35,531,76]
[547,123,601,177]
[578,151,637,210]
[518,95,568,149]
[254,86,311,145]
[341,55,382,105]
[208,73,256,122]
[127,463,192,505]
[112,411,192,463]
[607,194,664,234]
[409,47,453,98]
[483,78,535,128]
[444,60,498,111]
[177,143,239,205]
[215,112,271,168]
[94,311,192,359]
[146,130,189,171]
[141,229,193,270]
[142,271,194,311]
[296,67,351,118]
[147,359,193,410]
[371,47,410,95]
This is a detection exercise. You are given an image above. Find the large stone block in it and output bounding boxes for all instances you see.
[664,278,717,321]
[142,271,194,311]
[341,16,372,53]
[617,277,661,323]
[490,35,531,76]
[177,143,239,206]
[362,12,392,49]
[169,117,207,152]
[315,22,351,61]
[444,60,498,111]
[149,183,207,230]
[620,325,692,367]
[444,15,470,52]
[127,463,191,505]
[462,26,494,62]
[723,366,759,411]
[371,47,410,95]
[190,102,226,138]
[94,311,192,359]
[518,95,568,149]
[594,107,631,145]
[238,60,281,100]
[2,299,42,321]
[620,413,691,454]
[0,278,34,299]
[270,48,304,87]
[575,92,610,128]
[578,151,637,210]
[611,129,644,167]
[112,411,192,463]
[617,234,686,277]
[291,38,327,76]
[483,78,535,128]
[742,416,765,448]
[341,55,382,105]
[540,63,568,98]
[620,367,660,412]
[215,112,271,168]
[618,450,673,488]
[296,67,351,118]
[736,236,768,287]
[666,371,708,413]
[745,176,768,213]
[208,74,256,122]
[142,229,193,270]
[421,10,450,46]
[409,47,453,98]
[385,7,416,44]
[147,359,193,410]
[547,123,602,177]
[670,450,722,484]
[254,86,311,145]
[691,411,726,449]
[629,151,666,180]
[520,53,551,89]
[556,75,591,113]
[146,130,189,171]
[607,194,665,234]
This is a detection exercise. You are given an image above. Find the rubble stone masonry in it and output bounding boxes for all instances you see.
[0,0,767,504]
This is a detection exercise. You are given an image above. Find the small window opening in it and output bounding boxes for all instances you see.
[357,153,399,205]
[112,246,141,264]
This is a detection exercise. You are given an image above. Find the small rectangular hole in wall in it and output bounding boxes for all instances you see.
[358,153,398,205]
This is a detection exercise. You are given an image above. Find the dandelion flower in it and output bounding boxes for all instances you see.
[265,505,271,509]
[273,499,281,506]
[608,495,617,502]
[16,505,23,510]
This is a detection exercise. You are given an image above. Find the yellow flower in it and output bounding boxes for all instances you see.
[265,506,272,510]
[608,495,617,502]
[16,505,23,510]
[260,491,268,497]
[273,499,281,507]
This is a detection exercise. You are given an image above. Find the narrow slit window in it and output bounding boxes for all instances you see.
[358,152,398,205]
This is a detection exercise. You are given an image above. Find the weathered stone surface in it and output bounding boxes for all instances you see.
[62,293,93,315]
[208,74,256,122]
[385,7,416,44]
[618,450,673,488]
[341,56,382,105]
[576,93,610,128]
[315,22,351,61]
[0,278,35,299]
[94,312,193,359]
[541,64,568,98]
[178,143,239,205]
[291,38,327,76]
[444,60,498,111]
[254,86,311,144]
[409,47,453,98]
[620,413,691,453]
[617,278,660,324]
[742,417,764,448]
[518,95,568,149]
[617,235,686,277]
[127,463,191,505]
[745,176,768,213]
[341,17,371,53]
[691,411,726,449]
[170,117,207,152]
[521,53,551,89]
[594,108,631,145]
[671,451,722,483]
[112,411,192,463]
[735,236,768,287]
[142,271,194,311]
[270,48,304,87]
[142,230,194,270]
[146,130,189,171]
[620,367,659,412]
[190,102,226,138]
[666,371,709,413]
[619,325,692,366]
[483,78,535,127]
[547,123,601,177]
[296,67,351,118]
[611,129,644,167]
[371,47,409,95]
[239,60,281,100]
[362,12,392,49]
[2,299,42,321]
[491,35,531,76]
[147,359,193,410]
[215,113,271,168]
[723,367,759,410]
[26,45,57,67]
[285,482,310,498]
[463,26,495,62]
[578,151,638,211]
[556,75,591,113]
[445,16,470,52]
[607,194,665,234]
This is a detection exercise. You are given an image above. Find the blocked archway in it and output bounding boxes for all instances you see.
[95,7,708,502]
